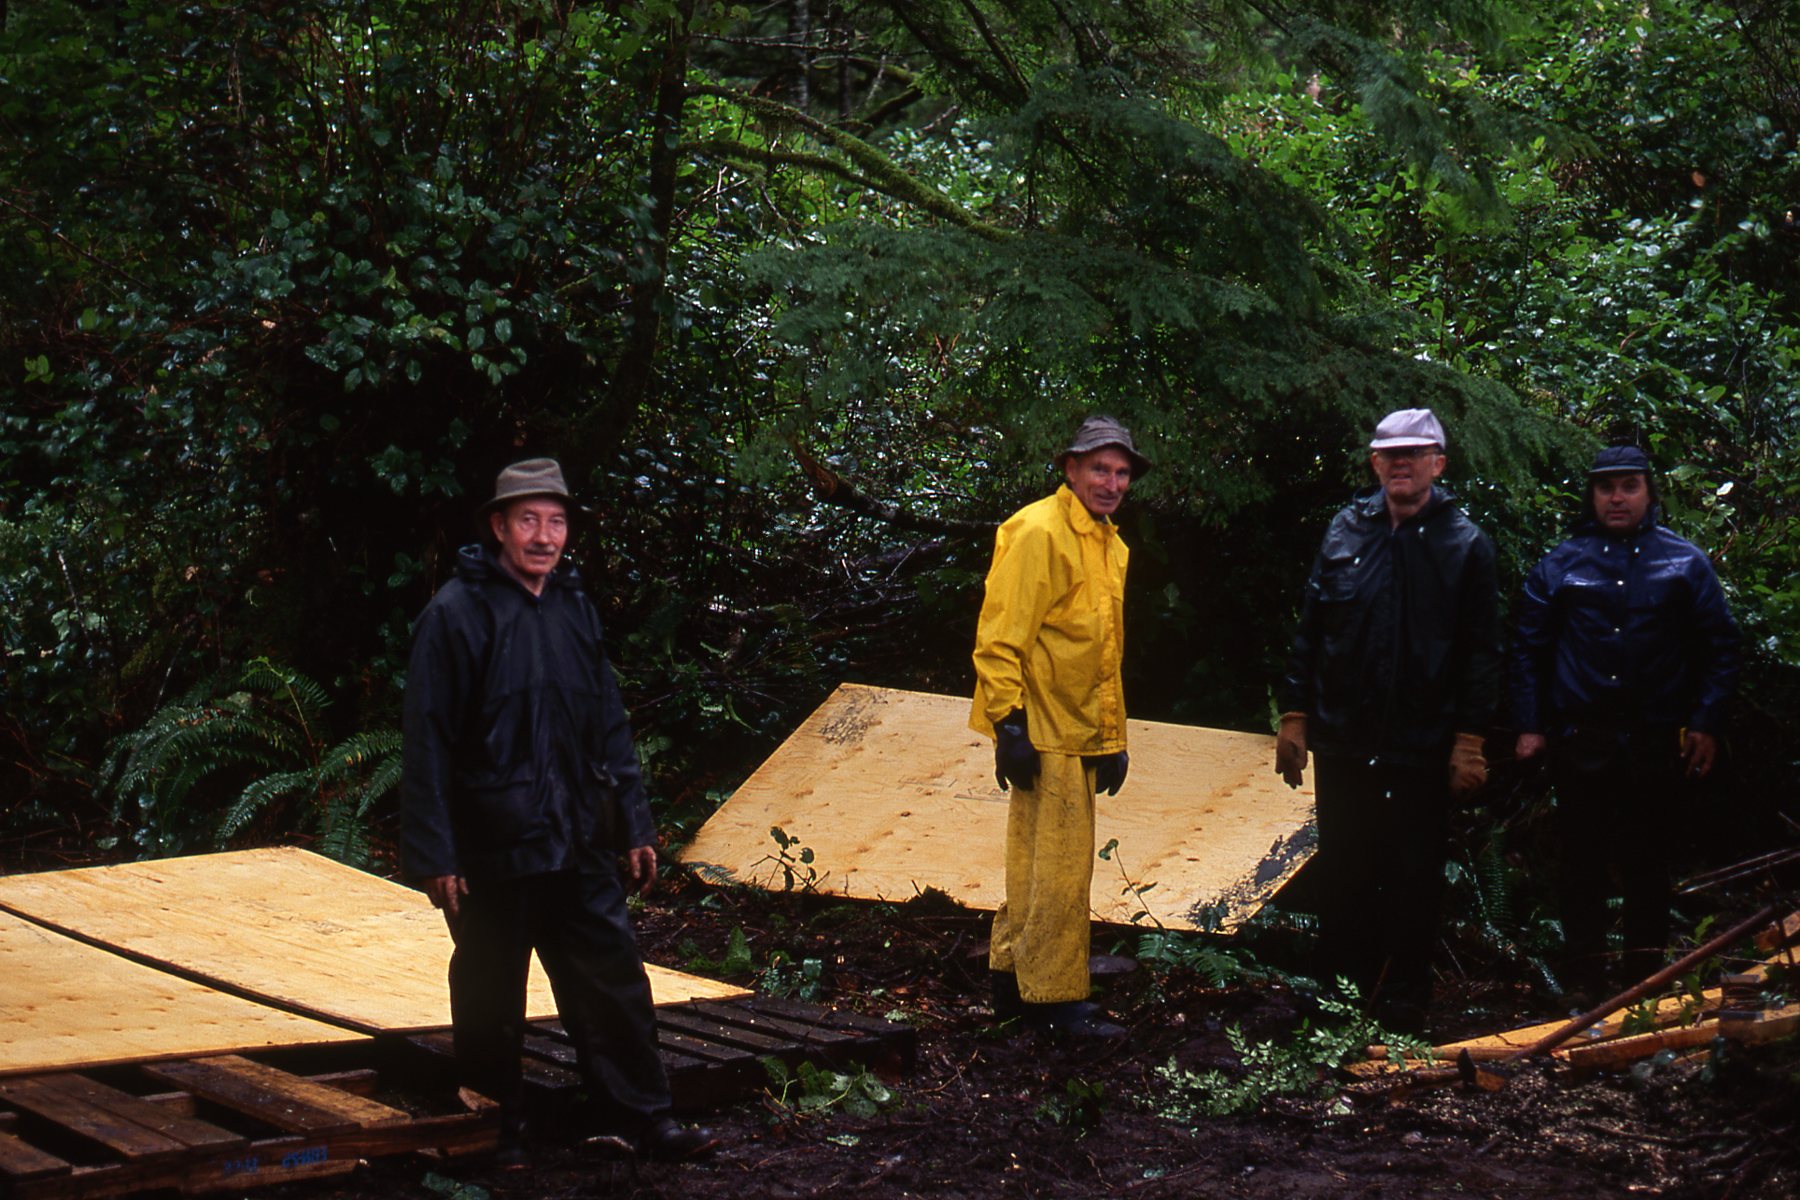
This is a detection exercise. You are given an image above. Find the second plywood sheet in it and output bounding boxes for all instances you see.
[0,909,362,1076]
[0,848,746,1035]
[681,684,1315,932]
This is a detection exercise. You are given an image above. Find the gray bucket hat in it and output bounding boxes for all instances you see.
[480,458,574,518]
[1055,415,1153,479]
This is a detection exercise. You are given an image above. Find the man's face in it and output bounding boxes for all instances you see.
[1592,472,1651,533]
[489,497,569,590]
[1369,444,1446,507]
[1064,447,1134,518]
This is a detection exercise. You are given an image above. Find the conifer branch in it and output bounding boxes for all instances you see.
[691,86,1009,240]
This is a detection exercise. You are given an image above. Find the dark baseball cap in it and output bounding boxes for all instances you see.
[1588,445,1652,476]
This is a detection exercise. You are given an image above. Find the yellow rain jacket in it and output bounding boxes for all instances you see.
[970,484,1128,754]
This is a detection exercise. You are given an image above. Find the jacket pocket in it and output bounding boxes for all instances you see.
[456,767,548,845]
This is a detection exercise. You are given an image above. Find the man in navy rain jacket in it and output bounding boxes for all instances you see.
[1512,445,1739,992]
[402,458,715,1167]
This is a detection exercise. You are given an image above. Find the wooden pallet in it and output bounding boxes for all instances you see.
[0,996,914,1199]
[0,1057,489,1200]
[406,994,918,1110]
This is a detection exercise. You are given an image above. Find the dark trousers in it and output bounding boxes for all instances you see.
[1550,727,1684,989]
[447,867,671,1127]
[1312,754,1449,1030]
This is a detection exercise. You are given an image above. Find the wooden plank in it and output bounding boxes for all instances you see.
[680,684,1316,932]
[138,1059,360,1137]
[0,1131,71,1183]
[0,912,363,1078]
[34,1075,245,1153]
[1564,1004,1800,1072]
[0,1077,187,1162]
[143,1056,407,1132]
[653,1008,795,1054]
[0,848,748,1039]
[682,1001,860,1047]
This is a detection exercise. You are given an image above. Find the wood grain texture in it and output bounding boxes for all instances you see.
[0,848,746,1036]
[0,912,361,1078]
[680,684,1316,931]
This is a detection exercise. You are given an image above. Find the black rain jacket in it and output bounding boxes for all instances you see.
[1278,486,1501,766]
[401,545,653,882]
[1510,508,1738,738]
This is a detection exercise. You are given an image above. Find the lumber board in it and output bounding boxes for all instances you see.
[0,1078,187,1163]
[680,684,1315,932]
[30,1075,245,1153]
[0,911,362,1078]
[0,1131,71,1183]
[0,847,747,1037]
[1564,1003,1800,1071]
[138,1057,406,1135]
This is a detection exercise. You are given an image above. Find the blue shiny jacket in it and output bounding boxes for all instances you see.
[1511,511,1738,736]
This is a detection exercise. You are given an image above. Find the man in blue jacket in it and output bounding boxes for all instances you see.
[1512,445,1739,993]
[1276,409,1500,1034]
[402,458,715,1167]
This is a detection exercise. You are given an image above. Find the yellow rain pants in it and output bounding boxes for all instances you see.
[988,753,1096,1003]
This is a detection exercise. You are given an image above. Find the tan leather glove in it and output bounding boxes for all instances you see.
[1449,732,1488,799]
[1275,712,1308,789]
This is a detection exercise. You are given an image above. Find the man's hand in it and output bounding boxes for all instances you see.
[1449,732,1488,799]
[1515,732,1547,761]
[1092,751,1129,796]
[424,874,468,920]
[994,709,1040,792]
[625,845,658,895]
[1682,730,1718,778]
[1274,712,1307,789]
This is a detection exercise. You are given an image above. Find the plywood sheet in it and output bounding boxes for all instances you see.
[0,911,362,1077]
[0,848,746,1036]
[680,684,1315,932]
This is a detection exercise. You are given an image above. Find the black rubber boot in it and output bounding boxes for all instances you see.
[1026,1000,1126,1040]
[990,970,1025,1020]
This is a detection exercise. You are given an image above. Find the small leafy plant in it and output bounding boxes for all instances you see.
[761,1058,894,1123]
[1156,984,1431,1118]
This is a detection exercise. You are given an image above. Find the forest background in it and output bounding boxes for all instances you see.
[2,0,1796,908]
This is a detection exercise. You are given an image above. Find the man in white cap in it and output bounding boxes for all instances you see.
[402,458,716,1166]
[1274,409,1500,1033]
[971,415,1151,1040]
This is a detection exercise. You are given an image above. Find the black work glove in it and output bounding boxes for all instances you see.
[993,709,1040,792]
[1087,751,1129,796]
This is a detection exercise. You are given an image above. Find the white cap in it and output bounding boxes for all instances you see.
[1369,408,1446,450]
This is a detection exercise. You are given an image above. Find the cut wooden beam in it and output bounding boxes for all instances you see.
[0,1077,189,1163]
[138,1057,405,1137]
[0,1130,71,1183]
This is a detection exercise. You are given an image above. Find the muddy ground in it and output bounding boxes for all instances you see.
[269,869,1799,1200]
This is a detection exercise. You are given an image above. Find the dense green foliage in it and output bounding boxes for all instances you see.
[2,1,1795,876]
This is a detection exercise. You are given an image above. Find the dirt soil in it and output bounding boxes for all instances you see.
[257,871,1800,1200]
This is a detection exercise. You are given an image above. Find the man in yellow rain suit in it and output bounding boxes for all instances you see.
[971,415,1150,1040]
